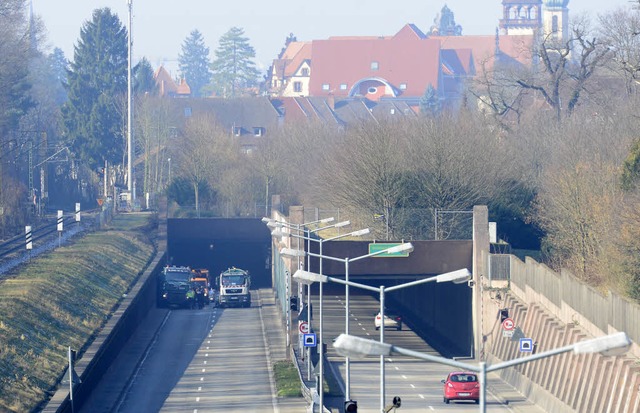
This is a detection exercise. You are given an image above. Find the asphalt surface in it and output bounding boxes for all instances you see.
[77,288,545,413]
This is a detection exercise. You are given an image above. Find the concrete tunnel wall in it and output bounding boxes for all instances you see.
[307,239,474,357]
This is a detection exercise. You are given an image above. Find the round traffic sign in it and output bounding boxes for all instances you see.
[502,318,515,331]
[299,321,309,334]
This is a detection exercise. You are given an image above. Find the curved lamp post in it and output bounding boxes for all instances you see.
[295,267,471,413]
[275,227,370,409]
[282,242,413,403]
[334,331,632,413]
[262,216,335,350]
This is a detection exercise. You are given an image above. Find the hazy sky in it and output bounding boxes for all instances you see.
[33,0,635,76]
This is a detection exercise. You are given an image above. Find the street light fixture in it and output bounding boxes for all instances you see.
[294,267,471,412]
[273,220,351,382]
[276,227,370,408]
[263,216,336,353]
[333,331,632,412]
[283,242,414,403]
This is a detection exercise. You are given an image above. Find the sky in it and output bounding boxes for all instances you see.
[33,0,636,77]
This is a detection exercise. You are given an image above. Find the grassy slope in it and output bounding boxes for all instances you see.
[0,213,157,413]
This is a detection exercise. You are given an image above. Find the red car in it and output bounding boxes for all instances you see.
[442,371,480,404]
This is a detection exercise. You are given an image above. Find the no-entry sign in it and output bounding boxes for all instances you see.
[502,318,515,331]
[299,321,309,334]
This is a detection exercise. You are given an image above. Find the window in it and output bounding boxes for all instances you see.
[552,15,558,33]
[340,83,347,91]
[322,84,330,91]
[301,68,309,76]
[233,126,242,136]
[367,86,377,94]
[399,83,407,90]
[253,127,264,137]
[294,82,302,92]
[184,107,192,117]
[371,61,379,70]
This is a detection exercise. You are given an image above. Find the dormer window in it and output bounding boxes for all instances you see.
[233,126,242,136]
[399,83,407,90]
[253,127,264,137]
[371,61,379,70]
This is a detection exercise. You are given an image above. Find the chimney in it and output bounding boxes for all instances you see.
[327,93,335,110]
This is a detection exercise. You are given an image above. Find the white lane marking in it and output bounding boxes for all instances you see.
[402,375,407,379]
[410,384,415,389]
[202,368,206,372]
[394,366,400,371]
[198,387,202,391]
[257,291,280,413]
[205,353,209,357]
[366,332,370,336]
[419,394,425,399]
[196,397,200,402]
[428,406,435,411]
[203,360,207,364]
[200,377,204,381]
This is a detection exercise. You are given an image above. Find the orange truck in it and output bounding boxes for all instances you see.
[191,268,211,305]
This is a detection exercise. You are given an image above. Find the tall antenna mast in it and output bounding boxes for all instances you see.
[126,0,134,199]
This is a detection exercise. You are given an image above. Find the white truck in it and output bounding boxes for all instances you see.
[216,267,251,308]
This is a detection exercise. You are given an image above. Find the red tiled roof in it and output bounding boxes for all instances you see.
[432,34,533,74]
[309,24,442,98]
[284,42,312,77]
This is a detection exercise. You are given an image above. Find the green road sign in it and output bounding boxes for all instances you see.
[368,243,410,257]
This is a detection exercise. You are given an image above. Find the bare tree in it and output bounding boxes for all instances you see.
[175,115,221,216]
[598,6,640,94]
[514,16,612,122]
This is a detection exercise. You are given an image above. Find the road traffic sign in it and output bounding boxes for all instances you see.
[502,317,515,331]
[299,321,309,334]
[303,333,317,347]
[519,338,534,352]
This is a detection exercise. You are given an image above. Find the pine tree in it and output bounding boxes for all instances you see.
[178,30,211,97]
[134,57,157,96]
[211,27,261,97]
[419,84,441,117]
[62,8,128,170]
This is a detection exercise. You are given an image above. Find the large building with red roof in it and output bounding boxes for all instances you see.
[269,1,568,114]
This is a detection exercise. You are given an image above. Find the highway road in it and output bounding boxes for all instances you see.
[79,300,280,413]
[78,287,543,413]
[314,289,545,412]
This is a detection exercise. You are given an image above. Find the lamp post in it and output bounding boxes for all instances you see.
[273,220,351,381]
[334,331,632,413]
[295,267,471,413]
[275,227,371,409]
[284,242,413,403]
[262,216,335,351]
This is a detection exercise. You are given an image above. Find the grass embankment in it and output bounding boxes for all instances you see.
[0,213,157,413]
[273,359,342,398]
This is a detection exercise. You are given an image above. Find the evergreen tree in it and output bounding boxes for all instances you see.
[48,47,69,105]
[0,0,33,138]
[62,8,128,170]
[178,30,211,97]
[419,84,441,116]
[134,57,157,96]
[211,27,261,97]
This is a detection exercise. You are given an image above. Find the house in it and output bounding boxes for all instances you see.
[154,65,191,98]
[268,1,570,114]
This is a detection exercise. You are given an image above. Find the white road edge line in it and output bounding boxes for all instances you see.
[258,290,280,413]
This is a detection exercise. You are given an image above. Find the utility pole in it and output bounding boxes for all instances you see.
[126,0,134,201]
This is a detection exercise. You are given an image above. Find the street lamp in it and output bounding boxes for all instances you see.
[295,267,471,412]
[275,227,370,409]
[282,242,414,403]
[333,331,632,413]
[263,216,336,351]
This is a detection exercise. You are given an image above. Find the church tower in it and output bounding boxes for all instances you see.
[499,0,543,35]
[542,0,569,42]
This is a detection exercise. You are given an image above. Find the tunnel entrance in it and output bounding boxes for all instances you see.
[167,218,272,288]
